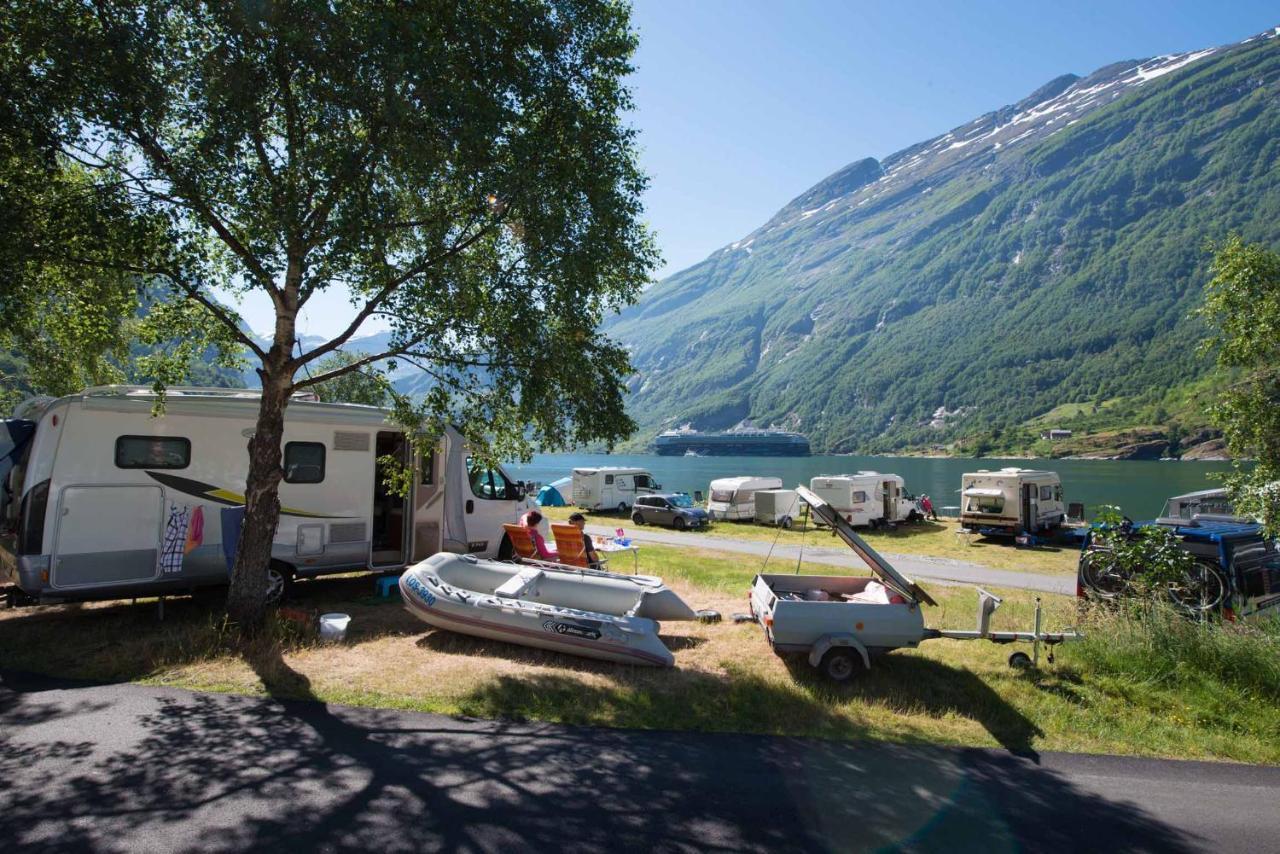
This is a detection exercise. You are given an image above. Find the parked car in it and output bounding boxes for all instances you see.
[1077,517,1280,621]
[631,493,709,530]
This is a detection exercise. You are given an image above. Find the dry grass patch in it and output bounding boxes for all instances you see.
[2,545,1277,763]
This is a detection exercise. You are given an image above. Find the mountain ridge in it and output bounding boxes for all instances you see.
[607,25,1280,454]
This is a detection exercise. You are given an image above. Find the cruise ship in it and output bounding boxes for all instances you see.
[653,428,811,457]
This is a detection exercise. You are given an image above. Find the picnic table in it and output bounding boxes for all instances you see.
[593,536,640,573]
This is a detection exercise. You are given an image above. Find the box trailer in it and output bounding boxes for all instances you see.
[807,472,918,528]
[0,386,533,606]
[754,488,801,529]
[959,467,1065,534]
[570,467,661,512]
[706,475,784,521]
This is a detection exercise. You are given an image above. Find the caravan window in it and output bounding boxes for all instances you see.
[1040,485,1053,501]
[284,442,325,484]
[115,436,190,469]
[851,491,868,503]
[710,489,733,503]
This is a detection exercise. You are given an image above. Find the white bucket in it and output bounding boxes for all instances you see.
[318,612,351,641]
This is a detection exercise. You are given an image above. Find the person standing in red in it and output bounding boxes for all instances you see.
[920,494,938,521]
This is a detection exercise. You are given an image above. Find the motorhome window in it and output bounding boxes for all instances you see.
[968,496,1005,514]
[468,464,517,500]
[1040,485,1053,501]
[852,491,868,503]
[115,436,190,469]
[420,451,435,486]
[634,474,652,489]
[284,442,325,484]
[605,474,614,485]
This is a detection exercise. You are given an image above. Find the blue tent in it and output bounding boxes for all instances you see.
[536,476,572,507]
[536,484,567,506]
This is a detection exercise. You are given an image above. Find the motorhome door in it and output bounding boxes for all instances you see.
[52,485,163,588]
[1021,484,1037,533]
[371,431,410,567]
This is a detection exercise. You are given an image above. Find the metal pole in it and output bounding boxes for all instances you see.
[1033,597,1042,668]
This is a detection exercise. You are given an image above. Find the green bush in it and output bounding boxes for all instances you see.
[1071,604,1280,702]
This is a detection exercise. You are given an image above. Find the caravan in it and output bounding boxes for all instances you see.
[808,473,918,528]
[706,476,783,521]
[0,386,532,605]
[570,467,661,512]
[960,467,1065,534]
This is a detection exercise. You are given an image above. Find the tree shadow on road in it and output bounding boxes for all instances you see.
[1,665,1204,853]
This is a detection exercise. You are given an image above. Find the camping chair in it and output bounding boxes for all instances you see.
[502,524,541,562]
[551,523,610,570]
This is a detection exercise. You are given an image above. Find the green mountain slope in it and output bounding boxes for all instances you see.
[609,28,1280,454]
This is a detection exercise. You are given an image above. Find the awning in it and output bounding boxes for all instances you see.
[963,488,1005,497]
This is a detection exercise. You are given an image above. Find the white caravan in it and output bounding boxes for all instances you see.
[808,473,917,528]
[706,476,784,521]
[754,488,801,529]
[0,386,533,605]
[959,467,1065,534]
[570,466,661,512]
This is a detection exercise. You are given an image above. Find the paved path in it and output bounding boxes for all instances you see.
[585,523,1075,595]
[2,672,1276,853]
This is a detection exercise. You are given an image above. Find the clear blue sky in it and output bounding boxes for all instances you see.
[239,1,1280,338]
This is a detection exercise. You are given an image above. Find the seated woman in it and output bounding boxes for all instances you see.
[520,509,558,561]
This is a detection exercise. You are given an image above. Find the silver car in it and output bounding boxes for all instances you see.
[631,493,710,530]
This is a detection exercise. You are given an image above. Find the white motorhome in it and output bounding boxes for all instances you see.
[808,473,918,528]
[570,466,661,512]
[706,476,783,521]
[754,488,801,529]
[0,386,533,605]
[960,467,1065,534]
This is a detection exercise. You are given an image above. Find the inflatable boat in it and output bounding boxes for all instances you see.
[399,553,697,667]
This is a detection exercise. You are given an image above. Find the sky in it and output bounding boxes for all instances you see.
[235,0,1280,340]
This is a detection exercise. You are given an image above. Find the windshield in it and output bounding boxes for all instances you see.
[670,494,694,508]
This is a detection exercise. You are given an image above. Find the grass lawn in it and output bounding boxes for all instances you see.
[3,543,1276,764]
[539,505,1079,575]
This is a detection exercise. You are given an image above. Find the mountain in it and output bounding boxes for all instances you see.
[608,26,1280,455]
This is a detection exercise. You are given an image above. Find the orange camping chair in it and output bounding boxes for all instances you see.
[502,524,540,562]
[551,524,590,568]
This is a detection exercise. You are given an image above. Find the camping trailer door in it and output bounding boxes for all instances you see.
[52,484,164,589]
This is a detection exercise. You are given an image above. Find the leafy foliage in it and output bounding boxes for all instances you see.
[309,352,389,407]
[1201,236,1280,533]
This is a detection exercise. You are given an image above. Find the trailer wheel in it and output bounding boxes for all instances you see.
[779,516,793,530]
[264,562,293,606]
[1008,651,1033,670]
[820,648,864,682]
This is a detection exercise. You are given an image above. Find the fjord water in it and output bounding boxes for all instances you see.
[507,454,1237,520]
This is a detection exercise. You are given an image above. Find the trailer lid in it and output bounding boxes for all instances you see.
[795,485,937,607]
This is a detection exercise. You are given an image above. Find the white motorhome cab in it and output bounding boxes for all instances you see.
[960,467,1065,534]
[808,473,917,528]
[706,476,783,521]
[754,488,801,529]
[570,467,661,512]
[0,387,533,605]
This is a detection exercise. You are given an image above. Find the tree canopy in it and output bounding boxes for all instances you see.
[3,0,656,626]
[1202,236,1280,533]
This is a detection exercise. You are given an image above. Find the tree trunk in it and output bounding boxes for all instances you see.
[226,353,294,631]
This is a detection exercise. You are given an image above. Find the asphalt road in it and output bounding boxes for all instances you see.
[584,523,1076,595]
[4,672,1277,853]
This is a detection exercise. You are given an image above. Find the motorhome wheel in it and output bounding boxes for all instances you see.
[820,648,863,682]
[264,562,293,605]
[616,502,628,514]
